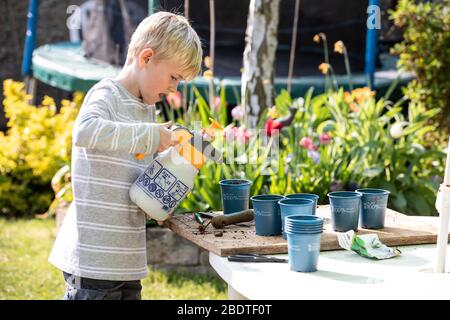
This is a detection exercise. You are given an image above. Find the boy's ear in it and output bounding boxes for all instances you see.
[138,48,155,68]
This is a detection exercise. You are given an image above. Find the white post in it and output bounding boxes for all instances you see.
[435,137,450,273]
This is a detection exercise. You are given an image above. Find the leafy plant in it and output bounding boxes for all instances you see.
[267,85,445,215]
[390,0,450,132]
[177,85,271,212]
[0,80,81,217]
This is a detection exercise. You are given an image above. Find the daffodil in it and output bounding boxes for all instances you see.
[334,41,345,54]
[344,92,360,112]
[344,91,353,104]
[352,87,375,105]
[204,56,212,69]
[318,63,330,74]
[313,32,325,43]
[203,69,213,80]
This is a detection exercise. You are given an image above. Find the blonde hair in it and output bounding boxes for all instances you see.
[126,11,203,80]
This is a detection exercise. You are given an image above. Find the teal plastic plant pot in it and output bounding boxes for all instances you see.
[356,188,390,229]
[251,195,284,236]
[278,198,315,240]
[286,232,322,273]
[219,179,252,215]
[327,191,362,232]
[285,193,320,215]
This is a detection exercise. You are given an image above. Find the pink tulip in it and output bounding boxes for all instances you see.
[213,96,221,112]
[166,92,182,110]
[236,127,253,144]
[299,137,314,150]
[319,133,332,145]
[231,104,245,120]
[224,125,252,144]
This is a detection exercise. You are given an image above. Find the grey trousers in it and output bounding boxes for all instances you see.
[62,272,142,300]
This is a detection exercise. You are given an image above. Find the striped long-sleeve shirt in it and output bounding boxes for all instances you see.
[49,78,160,281]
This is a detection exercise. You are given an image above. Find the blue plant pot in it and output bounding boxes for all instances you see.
[286,232,322,272]
[285,193,320,215]
[219,179,252,215]
[356,188,390,229]
[327,191,362,232]
[278,198,315,240]
[251,195,285,236]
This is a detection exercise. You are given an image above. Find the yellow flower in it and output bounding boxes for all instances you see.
[313,32,326,43]
[352,87,375,105]
[349,102,360,113]
[203,69,214,80]
[318,63,330,74]
[344,91,353,103]
[344,92,360,112]
[344,87,375,112]
[334,41,345,54]
[204,56,212,69]
[267,106,279,119]
[41,95,55,107]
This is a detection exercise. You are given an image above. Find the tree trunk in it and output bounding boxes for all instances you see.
[241,0,280,128]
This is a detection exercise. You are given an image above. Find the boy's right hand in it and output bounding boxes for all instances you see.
[157,121,179,152]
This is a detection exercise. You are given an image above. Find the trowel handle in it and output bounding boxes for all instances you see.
[211,209,254,229]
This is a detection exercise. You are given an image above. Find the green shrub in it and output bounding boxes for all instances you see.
[390,0,450,131]
[0,80,81,218]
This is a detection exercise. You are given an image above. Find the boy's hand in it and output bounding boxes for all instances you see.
[158,121,179,152]
[157,214,172,226]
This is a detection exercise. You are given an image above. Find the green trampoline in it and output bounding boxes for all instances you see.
[32,41,411,104]
[24,0,412,105]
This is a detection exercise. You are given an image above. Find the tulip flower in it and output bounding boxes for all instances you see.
[166,92,182,110]
[319,133,332,145]
[231,104,245,121]
[390,122,405,139]
[224,124,252,144]
[213,96,221,112]
[300,137,314,150]
[264,106,298,137]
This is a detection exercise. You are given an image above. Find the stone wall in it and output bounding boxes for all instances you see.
[146,227,215,276]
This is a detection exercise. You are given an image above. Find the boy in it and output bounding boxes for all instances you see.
[48,12,203,300]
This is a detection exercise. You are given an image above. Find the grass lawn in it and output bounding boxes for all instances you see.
[0,218,227,300]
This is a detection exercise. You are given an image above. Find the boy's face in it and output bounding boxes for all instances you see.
[137,50,186,105]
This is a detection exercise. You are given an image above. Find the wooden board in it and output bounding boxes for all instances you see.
[166,205,448,257]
